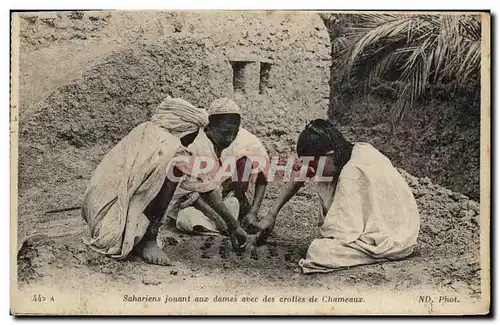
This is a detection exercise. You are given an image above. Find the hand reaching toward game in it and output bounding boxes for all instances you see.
[229,225,249,252]
[255,215,276,246]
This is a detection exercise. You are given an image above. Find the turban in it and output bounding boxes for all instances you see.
[151,97,209,138]
[208,98,241,116]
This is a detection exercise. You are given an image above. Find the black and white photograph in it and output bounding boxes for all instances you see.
[10,10,490,315]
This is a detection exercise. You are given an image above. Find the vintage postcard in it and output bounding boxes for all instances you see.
[10,10,490,315]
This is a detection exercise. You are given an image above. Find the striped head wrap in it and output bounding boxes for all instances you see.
[151,96,209,138]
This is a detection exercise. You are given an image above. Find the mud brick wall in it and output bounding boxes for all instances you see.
[18,11,331,188]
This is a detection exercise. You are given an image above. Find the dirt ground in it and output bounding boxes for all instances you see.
[14,11,483,312]
[17,167,481,303]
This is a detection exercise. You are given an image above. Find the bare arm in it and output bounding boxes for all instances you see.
[192,197,218,220]
[249,171,268,214]
[267,176,304,222]
[192,197,227,233]
[255,172,305,245]
[199,189,248,250]
[199,190,240,231]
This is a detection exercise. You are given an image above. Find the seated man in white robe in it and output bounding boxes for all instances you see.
[164,98,269,235]
[255,119,420,273]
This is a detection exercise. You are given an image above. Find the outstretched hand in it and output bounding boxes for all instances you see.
[240,211,260,234]
[255,216,276,246]
[229,226,249,252]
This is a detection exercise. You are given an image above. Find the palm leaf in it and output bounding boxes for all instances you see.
[457,40,481,83]
[324,13,481,123]
[345,17,414,77]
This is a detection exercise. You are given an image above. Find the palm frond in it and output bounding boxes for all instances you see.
[345,17,414,79]
[366,52,402,88]
[325,13,481,124]
[459,15,481,41]
[457,40,481,83]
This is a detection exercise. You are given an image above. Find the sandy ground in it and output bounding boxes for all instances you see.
[17,170,482,306]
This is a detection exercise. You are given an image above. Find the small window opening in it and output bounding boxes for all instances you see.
[259,62,272,95]
[230,61,250,94]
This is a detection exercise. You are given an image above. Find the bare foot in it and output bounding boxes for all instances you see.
[138,240,172,266]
